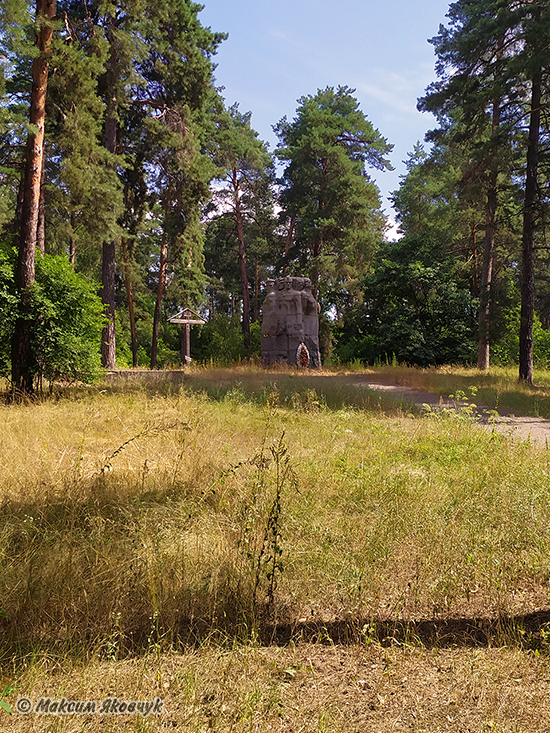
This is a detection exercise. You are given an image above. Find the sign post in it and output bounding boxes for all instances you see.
[168,308,206,366]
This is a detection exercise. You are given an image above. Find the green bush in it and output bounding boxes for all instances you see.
[0,246,105,387]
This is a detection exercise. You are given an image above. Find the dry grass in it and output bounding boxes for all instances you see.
[1,369,550,642]
[363,363,550,418]
[3,643,550,732]
[1,366,550,730]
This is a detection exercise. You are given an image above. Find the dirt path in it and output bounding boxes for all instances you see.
[353,374,550,447]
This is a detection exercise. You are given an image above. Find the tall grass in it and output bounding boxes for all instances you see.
[364,363,550,417]
[1,368,550,658]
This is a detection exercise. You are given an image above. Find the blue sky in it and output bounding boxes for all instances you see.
[199,0,452,222]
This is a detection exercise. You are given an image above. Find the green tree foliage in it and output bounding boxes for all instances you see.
[191,314,261,364]
[0,0,226,375]
[205,103,276,348]
[392,142,463,245]
[274,86,392,311]
[104,0,225,367]
[391,139,520,352]
[419,0,550,380]
[335,233,477,366]
[46,14,122,264]
[0,246,104,386]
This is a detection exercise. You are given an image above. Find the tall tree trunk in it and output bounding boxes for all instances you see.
[519,66,541,385]
[14,165,25,237]
[150,230,168,369]
[69,210,76,265]
[477,178,497,369]
[284,215,295,255]
[253,259,259,323]
[36,164,46,253]
[121,237,138,367]
[477,100,501,371]
[470,220,478,298]
[12,0,56,396]
[100,29,118,369]
[101,241,116,368]
[233,169,251,349]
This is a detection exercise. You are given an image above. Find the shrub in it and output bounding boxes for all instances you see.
[0,246,105,388]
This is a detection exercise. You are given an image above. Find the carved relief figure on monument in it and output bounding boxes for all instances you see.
[261,276,321,367]
[261,279,278,336]
[301,277,321,367]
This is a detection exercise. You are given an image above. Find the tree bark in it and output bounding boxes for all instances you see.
[150,229,168,369]
[477,99,501,371]
[11,0,56,396]
[470,220,478,299]
[101,241,116,368]
[253,259,259,323]
[36,164,46,253]
[69,210,76,265]
[100,27,118,369]
[233,168,251,349]
[477,179,497,370]
[519,66,541,385]
[121,237,138,367]
[284,215,295,255]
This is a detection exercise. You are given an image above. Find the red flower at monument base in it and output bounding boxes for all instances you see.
[296,342,310,367]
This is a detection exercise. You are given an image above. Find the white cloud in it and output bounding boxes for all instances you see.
[357,82,417,115]
[356,67,437,117]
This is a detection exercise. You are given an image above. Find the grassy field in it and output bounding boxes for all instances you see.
[1,365,550,732]
[368,363,550,418]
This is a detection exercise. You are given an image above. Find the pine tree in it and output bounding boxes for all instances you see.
[11,0,56,395]
[207,104,274,348]
[419,0,550,380]
[274,86,392,309]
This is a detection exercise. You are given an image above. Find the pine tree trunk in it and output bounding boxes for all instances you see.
[101,241,116,368]
[477,173,497,370]
[253,259,259,323]
[12,0,56,396]
[519,66,541,385]
[121,238,138,367]
[470,220,478,298]
[150,232,167,369]
[285,216,295,255]
[69,210,76,265]
[233,169,251,349]
[477,100,500,371]
[100,29,118,369]
[36,164,46,253]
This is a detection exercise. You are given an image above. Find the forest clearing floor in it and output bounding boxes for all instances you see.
[4,642,550,733]
[351,373,550,448]
[4,368,550,732]
[107,367,550,447]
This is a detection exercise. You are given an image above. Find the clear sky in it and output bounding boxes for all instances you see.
[198,0,452,221]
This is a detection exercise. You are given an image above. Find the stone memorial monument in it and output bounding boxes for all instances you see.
[261,276,321,367]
